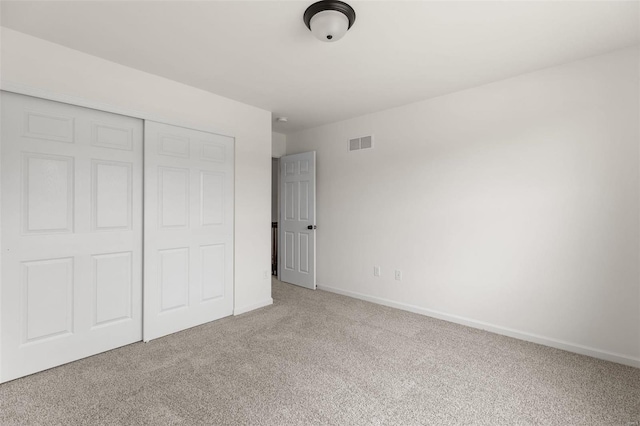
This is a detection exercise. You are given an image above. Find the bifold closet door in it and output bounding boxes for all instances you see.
[0,92,143,382]
[143,121,234,342]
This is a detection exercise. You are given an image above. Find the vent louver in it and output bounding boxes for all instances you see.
[348,135,374,151]
[360,136,372,149]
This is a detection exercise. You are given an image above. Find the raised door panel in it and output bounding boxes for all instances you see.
[92,160,132,231]
[284,161,295,176]
[159,134,190,158]
[92,252,133,327]
[284,231,295,271]
[23,110,74,143]
[299,233,310,274]
[201,140,226,163]
[201,171,224,226]
[91,122,133,151]
[201,244,225,301]
[299,181,310,221]
[300,160,310,174]
[22,153,74,234]
[159,167,190,228]
[159,248,190,312]
[22,257,74,343]
[284,181,296,220]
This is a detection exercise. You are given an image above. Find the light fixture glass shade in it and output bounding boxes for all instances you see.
[309,10,349,42]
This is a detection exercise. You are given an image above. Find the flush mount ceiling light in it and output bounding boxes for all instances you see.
[303,0,356,42]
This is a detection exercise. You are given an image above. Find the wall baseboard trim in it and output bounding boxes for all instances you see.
[234,298,274,316]
[317,284,640,369]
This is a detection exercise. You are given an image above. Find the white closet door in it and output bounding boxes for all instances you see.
[0,92,143,382]
[143,121,234,341]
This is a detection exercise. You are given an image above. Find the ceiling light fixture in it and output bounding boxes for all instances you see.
[303,0,356,43]
[276,117,288,123]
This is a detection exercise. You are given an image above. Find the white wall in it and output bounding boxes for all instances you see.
[0,28,273,314]
[286,47,640,366]
[272,131,287,158]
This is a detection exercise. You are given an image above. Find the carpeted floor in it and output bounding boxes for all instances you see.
[0,278,638,425]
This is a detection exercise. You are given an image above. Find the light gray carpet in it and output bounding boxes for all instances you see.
[0,278,638,425]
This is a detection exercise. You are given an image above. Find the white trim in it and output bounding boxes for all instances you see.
[317,284,640,368]
[234,298,273,316]
[0,80,233,139]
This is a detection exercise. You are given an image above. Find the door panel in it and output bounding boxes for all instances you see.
[1,92,143,382]
[22,153,74,233]
[279,151,316,289]
[92,160,132,230]
[144,121,234,342]
[92,252,133,326]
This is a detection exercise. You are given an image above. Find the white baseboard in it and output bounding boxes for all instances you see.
[317,284,640,369]
[233,298,273,316]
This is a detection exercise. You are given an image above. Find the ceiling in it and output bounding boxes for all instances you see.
[1,1,638,134]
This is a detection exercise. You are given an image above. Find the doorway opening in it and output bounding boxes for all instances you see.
[271,157,279,277]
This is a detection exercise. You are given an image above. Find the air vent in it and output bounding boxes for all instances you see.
[360,136,372,149]
[348,135,374,152]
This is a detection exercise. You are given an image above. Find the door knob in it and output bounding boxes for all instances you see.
[307,225,317,230]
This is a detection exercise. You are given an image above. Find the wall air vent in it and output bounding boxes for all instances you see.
[348,135,374,152]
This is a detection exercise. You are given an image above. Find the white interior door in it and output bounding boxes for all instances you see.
[143,121,234,341]
[279,151,316,289]
[0,92,143,382]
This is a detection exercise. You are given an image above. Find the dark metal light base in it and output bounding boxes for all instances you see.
[303,0,356,30]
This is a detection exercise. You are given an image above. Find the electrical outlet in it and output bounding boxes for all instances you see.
[264,270,270,280]
[395,270,402,281]
[374,266,381,277]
